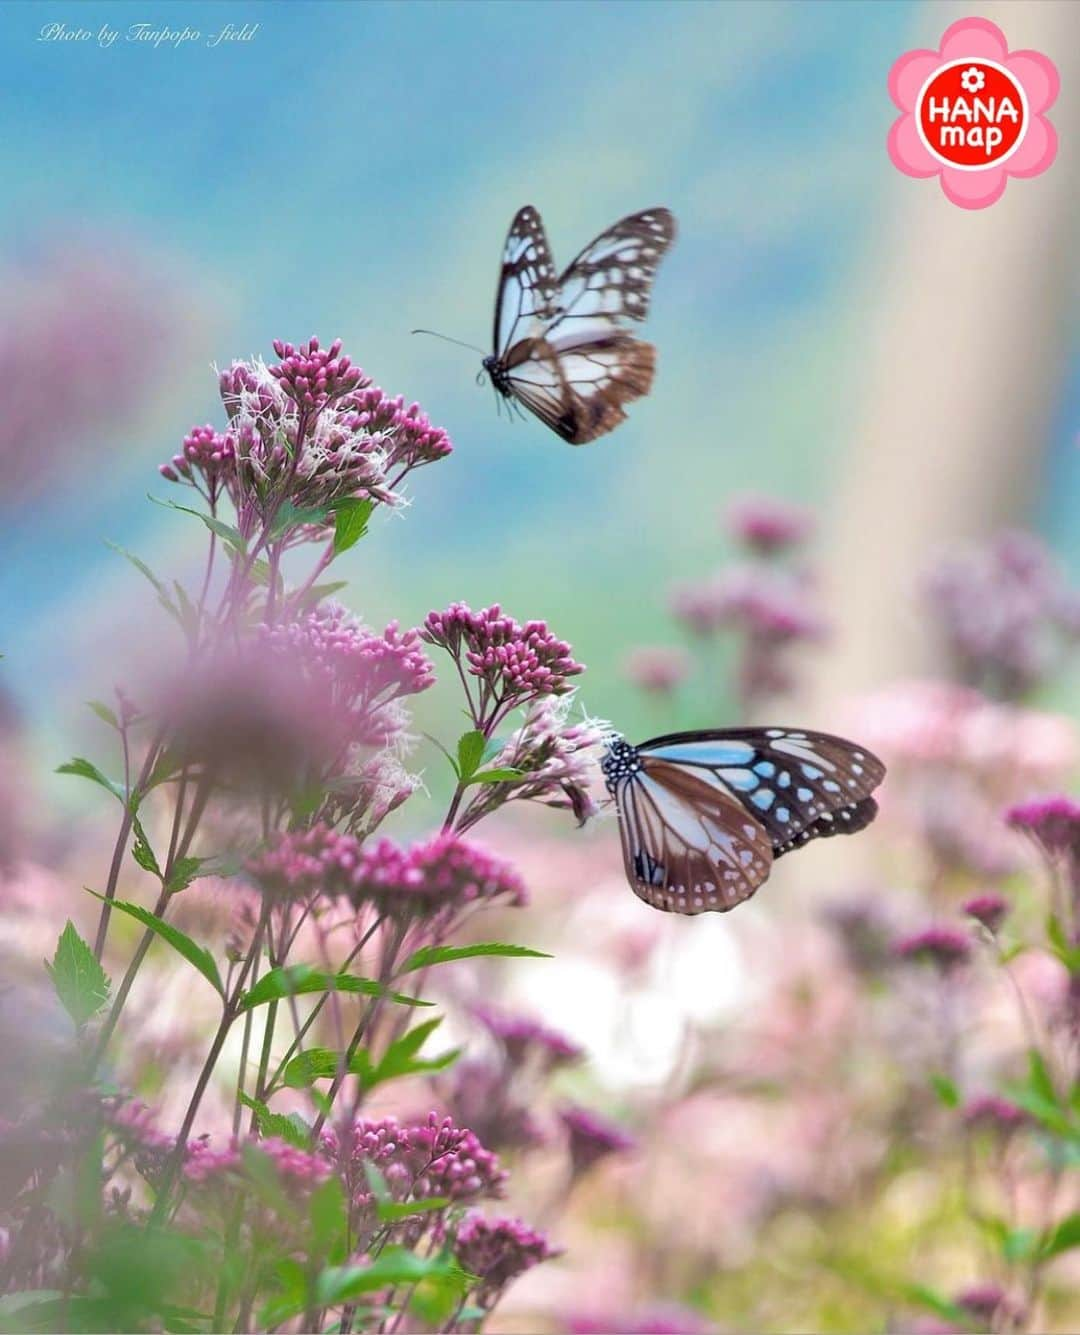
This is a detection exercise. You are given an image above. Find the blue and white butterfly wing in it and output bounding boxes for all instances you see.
[613,759,774,915]
[637,728,886,856]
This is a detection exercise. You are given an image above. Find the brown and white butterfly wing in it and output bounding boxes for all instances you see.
[490,206,675,444]
[613,759,774,915]
[504,333,655,444]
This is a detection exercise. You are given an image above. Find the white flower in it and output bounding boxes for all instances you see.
[960,66,986,94]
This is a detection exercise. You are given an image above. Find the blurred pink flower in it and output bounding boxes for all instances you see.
[893,924,971,972]
[453,1213,560,1303]
[623,646,691,693]
[723,493,814,555]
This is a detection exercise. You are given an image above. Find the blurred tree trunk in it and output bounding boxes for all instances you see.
[809,0,1079,713]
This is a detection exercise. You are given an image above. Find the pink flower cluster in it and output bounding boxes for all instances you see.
[163,337,452,520]
[559,1104,636,1177]
[623,646,691,694]
[249,825,527,918]
[453,1213,560,1301]
[347,384,453,471]
[352,831,528,918]
[962,892,1010,933]
[268,337,365,409]
[892,925,971,972]
[723,494,814,556]
[331,1113,506,1227]
[474,1005,584,1071]
[422,603,584,717]
[1005,795,1080,860]
[925,530,1079,698]
[182,1135,331,1189]
[962,1095,1028,1135]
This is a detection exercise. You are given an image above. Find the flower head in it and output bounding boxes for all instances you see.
[349,832,528,919]
[269,337,365,409]
[961,892,1010,934]
[161,424,236,494]
[962,1095,1028,1135]
[422,603,583,719]
[624,646,691,694]
[724,494,814,555]
[559,1105,635,1177]
[474,1005,584,1071]
[1005,795,1080,861]
[453,1213,559,1303]
[893,925,971,972]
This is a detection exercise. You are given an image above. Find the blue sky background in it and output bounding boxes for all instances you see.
[0,0,1077,776]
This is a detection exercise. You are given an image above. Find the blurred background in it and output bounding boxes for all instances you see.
[1,1,1079,1330]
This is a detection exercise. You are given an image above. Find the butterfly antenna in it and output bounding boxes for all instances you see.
[410,329,486,356]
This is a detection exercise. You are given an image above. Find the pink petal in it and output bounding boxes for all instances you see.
[940,165,1007,211]
[1008,116,1057,177]
[1006,51,1060,115]
[940,17,1008,64]
[888,115,938,178]
[888,49,941,112]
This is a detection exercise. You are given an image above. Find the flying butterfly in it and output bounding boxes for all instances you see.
[417,204,674,446]
[601,727,886,914]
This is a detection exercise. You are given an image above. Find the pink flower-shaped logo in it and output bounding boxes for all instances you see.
[888,17,1058,209]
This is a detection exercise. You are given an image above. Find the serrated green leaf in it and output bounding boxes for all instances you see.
[46,922,111,1028]
[238,1094,310,1149]
[238,964,429,1013]
[84,891,223,998]
[332,497,375,555]
[166,856,208,894]
[456,730,486,782]
[56,757,125,803]
[269,502,332,540]
[282,1048,347,1088]
[1003,1227,1038,1262]
[929,1073,960,1109]
[131,815,162,879]
[147,495,246,553]
[296,579,349,612]
[401,942,551,973]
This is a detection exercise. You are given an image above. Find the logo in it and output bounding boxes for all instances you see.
[888,18,1058,209]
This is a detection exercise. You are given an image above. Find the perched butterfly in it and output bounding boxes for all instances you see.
[481,204,677,444]
[601,727,886,914]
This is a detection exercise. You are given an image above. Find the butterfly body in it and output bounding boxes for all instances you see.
[485,205,676,444]
[603,728,886,914]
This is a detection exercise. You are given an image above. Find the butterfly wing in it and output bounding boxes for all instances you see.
[503,333,655,444]
[637,728,886,857]
[493,206,559,361]
[611,760,774,915]
[492,207,676,445]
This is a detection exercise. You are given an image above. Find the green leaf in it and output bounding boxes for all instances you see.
[269,502,332,539]
[46,922,111,1028]
[464,767,523,786]
[1047,915,1080,974]
[281,1048,348,1088]
[165,855,209,893]
[310,1176,348,1260]
[241,1143,298,1219]
[105,541,181,624]
[172,581,201,639]
[1042,1212,1080,1258]
[131,815,162,879]
[148,495,247,553]
[238,1094,311,1149]
[456,730,486,782]
[84,891,223,998]
[375,1196,450,1223]
[296,579,348,612]
[929,1073,960,1108]
[1028,1049,1059,1105]
[57,757,125,803]
[87,700,120,730]
[315,1249,452,1307]
[332,497,375,555]
[364,1018,460,1087]
[481,735,507,765]
[401,942,551,973]
[423,732,460,779]
[238,964,429,1013]
[901,1286,965,1325]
